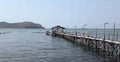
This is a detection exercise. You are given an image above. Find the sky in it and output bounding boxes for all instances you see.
[0,0,119,28]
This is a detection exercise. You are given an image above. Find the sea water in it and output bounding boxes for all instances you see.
[0,28,119,62]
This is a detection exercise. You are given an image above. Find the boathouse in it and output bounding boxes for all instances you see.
[52,25,65,36]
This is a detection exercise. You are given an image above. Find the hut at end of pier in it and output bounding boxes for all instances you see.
[51,25,65,36]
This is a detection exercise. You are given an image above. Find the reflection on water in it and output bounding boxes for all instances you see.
[0,28,119,62]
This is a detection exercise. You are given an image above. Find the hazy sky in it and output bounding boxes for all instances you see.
[0,0,119,28]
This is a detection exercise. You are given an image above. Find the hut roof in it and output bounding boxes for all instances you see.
[52,25,65,29]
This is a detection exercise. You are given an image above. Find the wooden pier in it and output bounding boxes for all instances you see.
[48,25,120,58]
[54,32,120,58]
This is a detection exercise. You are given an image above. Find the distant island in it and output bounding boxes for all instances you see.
[0,21,44,28]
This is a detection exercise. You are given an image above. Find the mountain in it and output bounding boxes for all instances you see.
[0,21,44,28]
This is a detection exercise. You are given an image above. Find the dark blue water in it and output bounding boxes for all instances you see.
[0,28,119,62]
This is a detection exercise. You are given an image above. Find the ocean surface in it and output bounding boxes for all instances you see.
[0,28,119,62]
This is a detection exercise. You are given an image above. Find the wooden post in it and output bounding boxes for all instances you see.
[108,33,110,40]
[113,22,115,41]
[96,28,98,38]
[116,31,118,41]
